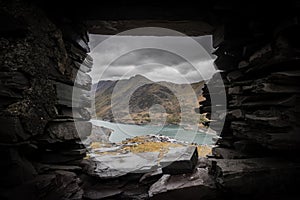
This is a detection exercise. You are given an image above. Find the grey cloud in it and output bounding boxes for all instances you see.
[88,34,216,84]
[110,49,185,67]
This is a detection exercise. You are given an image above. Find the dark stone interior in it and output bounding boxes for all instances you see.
[1,0,300,199]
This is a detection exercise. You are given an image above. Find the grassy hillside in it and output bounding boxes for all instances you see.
[94,75,206,126]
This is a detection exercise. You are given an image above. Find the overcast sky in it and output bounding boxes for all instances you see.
[88,34,217,84]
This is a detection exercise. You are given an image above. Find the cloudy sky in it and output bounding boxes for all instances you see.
[88,34,217,84]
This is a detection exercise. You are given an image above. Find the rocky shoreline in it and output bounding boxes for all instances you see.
[80,130,215,199]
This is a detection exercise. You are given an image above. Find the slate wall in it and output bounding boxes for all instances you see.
[0,1,92,199]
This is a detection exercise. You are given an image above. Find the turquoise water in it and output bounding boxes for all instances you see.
[91,119,216,145]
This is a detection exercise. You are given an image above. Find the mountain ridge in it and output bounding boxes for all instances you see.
[93,75,206,126]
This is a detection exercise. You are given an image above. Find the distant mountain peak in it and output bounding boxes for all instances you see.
[128,74,152,81]
[132,74,144,78]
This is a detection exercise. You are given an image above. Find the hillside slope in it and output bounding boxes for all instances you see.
[94,75,205,125]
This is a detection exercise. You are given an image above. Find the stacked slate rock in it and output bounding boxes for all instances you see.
[0,1,92,199]
[208,19,300,155]
[200,9,300,198]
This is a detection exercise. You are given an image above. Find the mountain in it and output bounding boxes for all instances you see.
[93,75,205,125]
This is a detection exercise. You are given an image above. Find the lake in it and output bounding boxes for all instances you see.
[91,119,217,145]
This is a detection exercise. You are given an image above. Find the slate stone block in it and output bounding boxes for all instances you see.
[160,146,198,175]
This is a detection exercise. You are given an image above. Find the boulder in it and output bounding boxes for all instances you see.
[149,168,218,200]
[160,146,198,175]
[83,152,160,179]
